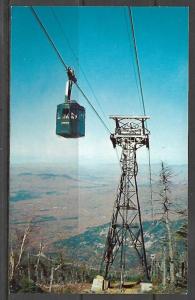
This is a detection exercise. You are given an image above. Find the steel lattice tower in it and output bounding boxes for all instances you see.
[101,116,150,283]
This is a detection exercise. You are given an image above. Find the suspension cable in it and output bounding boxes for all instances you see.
[30,7,68,71]
[128,7,146,117]
[30,6,111,135]
[50,7,111,132]
[148,148,154,222]
[123,8,143,115]
[75,82,110,134]
[127,6,154,222]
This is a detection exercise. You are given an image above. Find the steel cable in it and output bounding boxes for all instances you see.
[49,7,112,132]
[123,8,143,115]
[30,6,111,135]
[128,7,146,117]
[127,6,154,222]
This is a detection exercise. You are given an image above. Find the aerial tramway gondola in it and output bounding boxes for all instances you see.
[56,67,85,138]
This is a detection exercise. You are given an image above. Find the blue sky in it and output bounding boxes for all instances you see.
[11,6,188,166]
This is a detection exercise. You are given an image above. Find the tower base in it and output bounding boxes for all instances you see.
[91,275,109,292]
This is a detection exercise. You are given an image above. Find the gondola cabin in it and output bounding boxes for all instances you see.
[56,101,85,138]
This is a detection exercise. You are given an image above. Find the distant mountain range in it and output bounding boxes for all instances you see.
[9,163,187,252]
[54,218,187,271]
